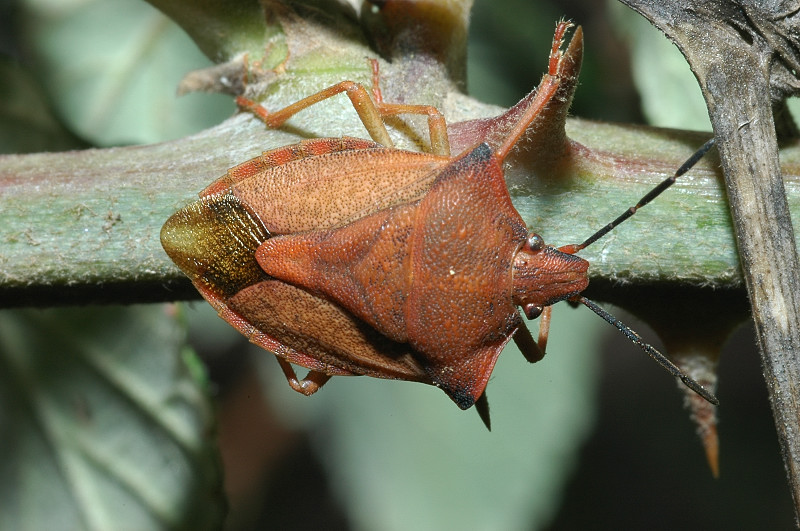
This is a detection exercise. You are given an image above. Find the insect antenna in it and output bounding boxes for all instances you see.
[566,139,719,405]
[578,296,719,405]
[561,138,716,255]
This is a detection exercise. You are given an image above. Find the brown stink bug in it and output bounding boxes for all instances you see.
[161,22,717,427]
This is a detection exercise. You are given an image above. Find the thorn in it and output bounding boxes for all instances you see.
[475,391,491,431]
[676,354,720,477]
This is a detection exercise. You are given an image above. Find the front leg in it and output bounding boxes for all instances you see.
[513,306,551,363]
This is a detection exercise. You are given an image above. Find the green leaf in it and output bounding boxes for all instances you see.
[610,4,712,131]
[0,305,224,529]
[258,304,601,530]
[21,0,232,146]
[0,58,85,154]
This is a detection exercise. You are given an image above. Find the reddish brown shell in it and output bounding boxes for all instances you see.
[257,144,529,407]
[160,21,599,413]
[161,137,452,384]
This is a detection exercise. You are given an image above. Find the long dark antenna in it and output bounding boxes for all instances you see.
[568,138,716,253]
[565,138,720,405]
[578,296,719,405]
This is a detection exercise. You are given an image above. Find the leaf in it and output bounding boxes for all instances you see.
[0,305,224,529]
[20,0,232,146]
[0,58,85,154]
[609,4,711,131]
[259,303,602,530]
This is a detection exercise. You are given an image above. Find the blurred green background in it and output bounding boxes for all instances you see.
[0,0,794,529]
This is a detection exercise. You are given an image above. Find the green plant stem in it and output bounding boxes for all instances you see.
[1,102,799,308]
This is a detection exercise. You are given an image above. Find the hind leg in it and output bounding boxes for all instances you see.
[275,357,332,395]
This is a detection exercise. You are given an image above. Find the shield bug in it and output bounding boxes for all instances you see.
[161,21,717,427]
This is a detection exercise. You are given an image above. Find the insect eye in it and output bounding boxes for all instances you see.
[526,233,545,251]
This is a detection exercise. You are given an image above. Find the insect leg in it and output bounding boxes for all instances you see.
[548,20,573,74]
[275,357,332,396]
[236,80,395,147]
[368,60,451,156]
[237,59,452,156]
[513,311,549,363]
[493,20,574,162]
[537,306,552,355]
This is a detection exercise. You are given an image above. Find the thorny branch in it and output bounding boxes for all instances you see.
[619,0,800,520]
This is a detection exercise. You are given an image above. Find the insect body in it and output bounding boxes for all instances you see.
[161,22,717,425]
